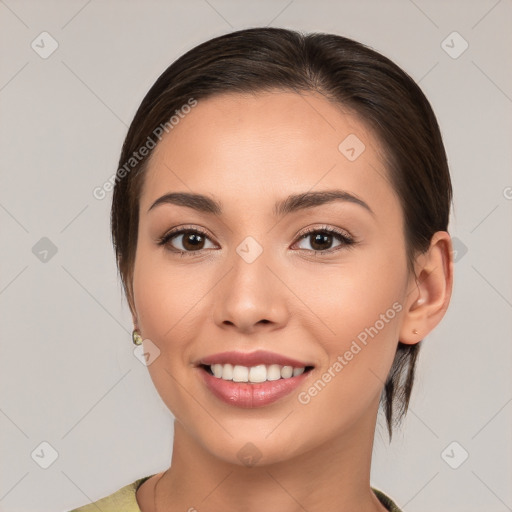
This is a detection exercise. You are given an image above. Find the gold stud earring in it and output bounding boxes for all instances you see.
[412,328,419,335]
[132,329,143,345]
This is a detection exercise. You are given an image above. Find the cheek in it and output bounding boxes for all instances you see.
[294,265,405,437]
[132,246,191,349]
[132,250,201,419]
[133,233,192,316]
[309,241,408,377]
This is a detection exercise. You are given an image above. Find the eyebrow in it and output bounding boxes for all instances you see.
[147,190,374,217]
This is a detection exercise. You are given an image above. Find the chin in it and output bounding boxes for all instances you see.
[192,428,313,469]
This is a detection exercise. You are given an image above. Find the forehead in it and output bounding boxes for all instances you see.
[140,90,398,218]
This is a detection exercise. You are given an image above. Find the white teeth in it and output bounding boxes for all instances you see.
[281,365,293,379]
[232,365,249,382]
[212,364,223,378]
[267,364,282,381]
[208,363,307,382]
[221,363,233,380]
[249,365,267,383]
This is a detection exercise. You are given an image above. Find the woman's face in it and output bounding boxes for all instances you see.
[132,90,417,465]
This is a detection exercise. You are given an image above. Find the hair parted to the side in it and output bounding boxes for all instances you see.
[111,27,452,441]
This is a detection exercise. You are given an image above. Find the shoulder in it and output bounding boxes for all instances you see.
[372,487,403,512]
[67,475,155,512]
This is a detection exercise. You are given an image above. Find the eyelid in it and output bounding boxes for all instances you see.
[157,224,216,246]
[295,224,353,242]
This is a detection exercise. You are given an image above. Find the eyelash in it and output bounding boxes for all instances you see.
[157,224,356,258]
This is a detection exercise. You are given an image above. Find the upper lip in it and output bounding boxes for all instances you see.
[197,350,313,368]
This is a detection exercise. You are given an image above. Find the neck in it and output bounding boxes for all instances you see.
[152,403,387,512]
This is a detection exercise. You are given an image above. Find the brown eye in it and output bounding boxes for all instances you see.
[294,227,355,253]
[158,228,216,255]
[308,232,334,251]
[180,231,206,251]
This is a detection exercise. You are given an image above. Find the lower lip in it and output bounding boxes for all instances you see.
[199,367,311,408]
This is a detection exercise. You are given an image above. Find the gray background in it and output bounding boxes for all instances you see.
[1,1,511,511]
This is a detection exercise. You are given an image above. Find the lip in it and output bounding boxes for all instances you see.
[199,366,312,408]
[197,350,313,368]
[195,350,314,408]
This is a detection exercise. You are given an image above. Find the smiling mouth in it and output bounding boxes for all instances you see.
[200,363,315,383]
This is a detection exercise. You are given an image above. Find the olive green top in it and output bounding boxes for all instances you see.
[69,474,402,511]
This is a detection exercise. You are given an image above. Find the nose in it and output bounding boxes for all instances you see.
[213,247,289,335]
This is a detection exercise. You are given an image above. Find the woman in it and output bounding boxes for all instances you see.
[70,27,453,512]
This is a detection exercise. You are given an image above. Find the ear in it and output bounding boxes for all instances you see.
[399,231,454,344]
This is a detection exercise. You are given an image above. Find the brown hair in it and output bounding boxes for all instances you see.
[111,27,452,440]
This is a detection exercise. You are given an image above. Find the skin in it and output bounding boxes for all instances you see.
[130,90,453,512]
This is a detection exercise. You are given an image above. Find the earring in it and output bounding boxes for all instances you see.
[412,328,419,335]
[132,329,143,345]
